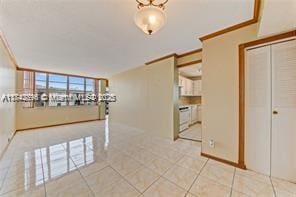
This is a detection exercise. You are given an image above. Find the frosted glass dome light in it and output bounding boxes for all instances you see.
[134,1,168,35]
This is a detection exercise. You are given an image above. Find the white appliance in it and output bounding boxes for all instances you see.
[245,39,296,182]
[179,106,190,132]
[189,105,198,125]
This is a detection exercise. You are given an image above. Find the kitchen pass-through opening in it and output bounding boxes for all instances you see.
[178,63,202,142]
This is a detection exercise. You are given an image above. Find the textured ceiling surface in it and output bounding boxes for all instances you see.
[179,63,202,77]
[258,0,296,37]
[0,0,253,77]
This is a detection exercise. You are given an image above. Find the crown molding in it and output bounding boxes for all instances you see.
[145,48,203,65]
[0,31,19,69]
[178,48,202,58]
[199,0,261,41]
[145,53,178,65]
[177,60,202,68]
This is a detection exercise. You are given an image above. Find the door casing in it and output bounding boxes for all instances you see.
[238,30,296,169]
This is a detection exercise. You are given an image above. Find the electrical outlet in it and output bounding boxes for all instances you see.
[209,140,215,148]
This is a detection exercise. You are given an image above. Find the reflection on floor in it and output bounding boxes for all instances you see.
[179,123,202,141]
[0,119,295,196]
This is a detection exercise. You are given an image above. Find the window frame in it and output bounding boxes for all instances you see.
[28,71,99,108]
[34,72,48,107]
[69,76,86,106]
[48,73,68,107]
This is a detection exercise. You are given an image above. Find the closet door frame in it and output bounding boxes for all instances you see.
[237,30,296,169]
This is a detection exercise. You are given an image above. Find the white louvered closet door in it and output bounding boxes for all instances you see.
[245,45,272,176]
[271,39,296,183]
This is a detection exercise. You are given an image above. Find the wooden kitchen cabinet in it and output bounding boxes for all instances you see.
[185,78,193,95]
[193,80,202,96]
[179,75,202,96]
[179,76,186,95]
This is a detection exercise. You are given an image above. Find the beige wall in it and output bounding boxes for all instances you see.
[16,71,100,130]
[109,57,179,140]
[177,51,202,65]
[0,38,16,156]
[202,23,259,163]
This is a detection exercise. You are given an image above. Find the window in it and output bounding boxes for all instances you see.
[69,77,85,106]
[35,72,47,107]
[86,79,95,93]
[48,74,67,107]
[85,79,95,105]
[23,71,100,107]
[23,71,35,108]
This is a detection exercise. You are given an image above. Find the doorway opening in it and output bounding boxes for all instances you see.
[178,63,202,142]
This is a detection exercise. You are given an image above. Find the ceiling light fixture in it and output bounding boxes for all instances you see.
[134,0,168,35]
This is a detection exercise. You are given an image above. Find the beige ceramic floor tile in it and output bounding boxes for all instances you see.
[85,166,122,194]
[132,150,158,165]
[190,141,202,147]
[179,123,202,141]
[101,149,129,164]
[189,176,231,197]
[176,155,206,173]
[0,168,8,190]
[8,158,43,173]
[185,193,197,197]
[231,190,250,197]
[5,161,44,178]
[0,185,45,197]
[110,156,142,176]
[183,146,202,159]
[118,144,144,157]
[274,189,295,197]
[96,178,140,197]
[41,153,78,179]
[0,160,11,171]
[158,148,184,163]
[200,162,234,187]
[236,168,271,184]
[207,159,235,172]
[125,166,160,193]
[143,177,186,197]
[3,121,290,197]
[164,165,198,190]
[45,170,85,192]
[0,169,44,195]
[79,159,108,177]
[147,145,167,157]
[271,177,296,195]
[145,157,173,175]
[233,174,275,197]
[46,179,93,197]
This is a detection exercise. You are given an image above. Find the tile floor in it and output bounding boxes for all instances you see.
[179,123,202,141]
[0,119,295,197]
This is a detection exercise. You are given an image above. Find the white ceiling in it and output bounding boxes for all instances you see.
[0,0,254,78]
[179,63,202,77]
[258,0,296,37]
